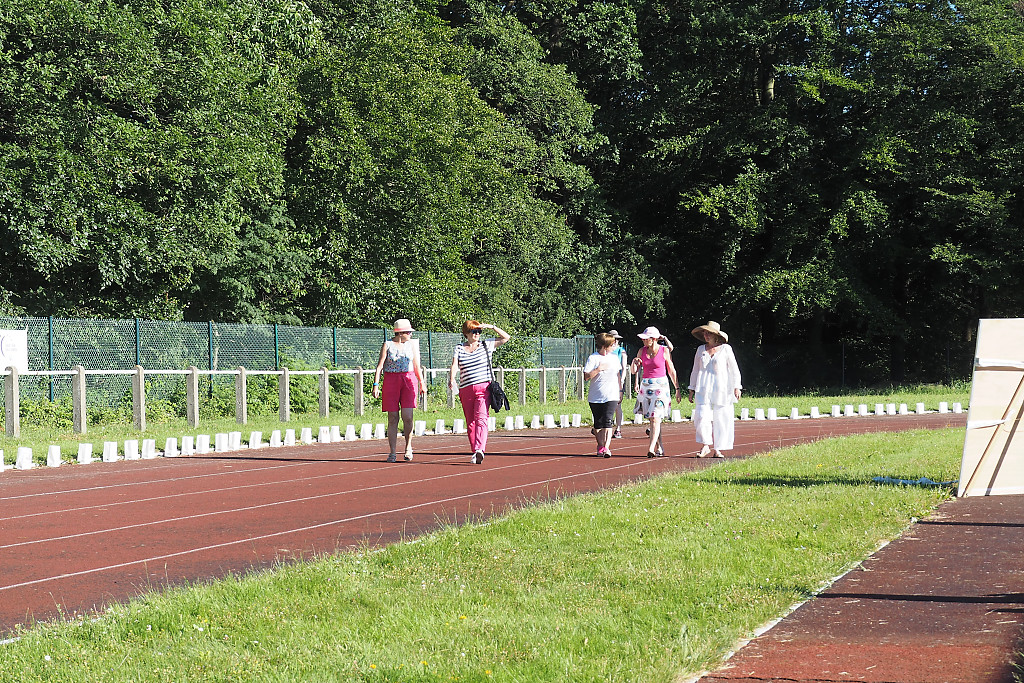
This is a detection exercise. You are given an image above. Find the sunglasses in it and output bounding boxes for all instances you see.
[468,329,482,334]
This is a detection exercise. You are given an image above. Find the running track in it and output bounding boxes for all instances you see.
[0,413,965,634]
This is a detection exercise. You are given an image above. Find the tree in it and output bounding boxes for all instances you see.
[0,0,318,321]
[497,0,1024,383]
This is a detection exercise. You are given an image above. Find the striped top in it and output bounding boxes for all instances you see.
[454,340,494,388]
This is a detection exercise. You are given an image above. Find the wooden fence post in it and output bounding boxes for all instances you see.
[236,367,248,425]
[187,365,200,427]
[72,365,87,434]
[354,366,364,417]
[422,370,431,411]
[518,368,527,405]
[558,366,567,403]
[539,367,547,404]
[319,367,330,418]
[279,366,290,422]
[4,366,19,438]
[132,365,146,432]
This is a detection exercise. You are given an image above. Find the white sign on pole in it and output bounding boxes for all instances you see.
[0,329,29,373]
[958,318,1024,497]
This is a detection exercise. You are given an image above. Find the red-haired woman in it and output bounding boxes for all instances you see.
[448,320,510,464]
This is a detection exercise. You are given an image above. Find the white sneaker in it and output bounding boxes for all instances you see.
[471,450,484,464]
[698,445,710,458]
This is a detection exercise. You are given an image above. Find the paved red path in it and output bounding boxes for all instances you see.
[0,413,965,653]
[696,489,1024,683]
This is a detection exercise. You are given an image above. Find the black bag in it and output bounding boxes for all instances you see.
[482,341,510,412]
[488,380,510,412]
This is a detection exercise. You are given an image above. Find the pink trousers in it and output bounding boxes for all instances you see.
[459,382,490,453]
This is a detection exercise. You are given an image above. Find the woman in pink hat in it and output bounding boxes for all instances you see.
[630,326,681,458]
[686,321,742,457]
[372,318,426,462]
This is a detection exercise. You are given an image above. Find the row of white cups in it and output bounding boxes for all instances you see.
[0,401,963,472]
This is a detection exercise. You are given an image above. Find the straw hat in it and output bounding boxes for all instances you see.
[691,321,728,343]
[393,318,415,333]
[637,326,661,340]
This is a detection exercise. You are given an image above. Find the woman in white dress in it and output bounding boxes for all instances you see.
[686,321,742,458]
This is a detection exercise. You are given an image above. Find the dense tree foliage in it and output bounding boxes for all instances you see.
[489,0,1024,381]
[2,0,1022,383]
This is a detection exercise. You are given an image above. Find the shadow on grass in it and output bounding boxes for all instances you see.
[693,473,958,490]
[695,473,883,488]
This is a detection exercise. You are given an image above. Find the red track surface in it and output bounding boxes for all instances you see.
[0,413,964,650]
[696,473,1024,683]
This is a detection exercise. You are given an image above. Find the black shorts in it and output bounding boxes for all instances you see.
[589,401,617,429]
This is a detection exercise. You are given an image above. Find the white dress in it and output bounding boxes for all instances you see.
[688,344,742,451]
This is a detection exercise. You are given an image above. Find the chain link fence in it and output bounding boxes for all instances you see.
[0,316,588,413]
[1,315,975,421]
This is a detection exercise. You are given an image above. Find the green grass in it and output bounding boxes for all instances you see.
[0,427,963,682]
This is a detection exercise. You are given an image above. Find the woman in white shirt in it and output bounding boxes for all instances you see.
[583,333,623,457]
[372,318,426,462]
[686,321,742,458]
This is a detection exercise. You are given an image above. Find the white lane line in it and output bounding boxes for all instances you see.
[0,436,598,523]
[0,456,562,551]
[0,431,589,505]
[0,457,656,593]
[0,435,617,551]
[0,458,349,503]
[0,458,439,523]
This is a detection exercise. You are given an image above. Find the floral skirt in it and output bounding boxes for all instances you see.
[638,376,671,420]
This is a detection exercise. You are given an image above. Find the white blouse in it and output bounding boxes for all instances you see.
[688,343,742,406]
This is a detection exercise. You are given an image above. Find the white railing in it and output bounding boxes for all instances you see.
[2,364,606,437]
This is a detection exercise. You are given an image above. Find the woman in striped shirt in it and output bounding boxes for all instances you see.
[449,319,510,463]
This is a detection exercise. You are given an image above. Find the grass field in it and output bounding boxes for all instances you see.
[0,423,964,682]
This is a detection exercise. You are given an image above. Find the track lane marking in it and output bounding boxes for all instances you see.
[0,456,671,592]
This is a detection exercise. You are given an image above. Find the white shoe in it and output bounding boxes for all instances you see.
[656,445,664,456]
[697,445,710,458]
[471,450,485,464]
